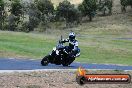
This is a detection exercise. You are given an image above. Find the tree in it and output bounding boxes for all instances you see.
[0,0,5,30]
[9,0,22,31]
[22,0,54,32]
[36,0,54,23]
[36,0,54,15]
[120,0,132,12]
[78,0,97,21]
[98,0,113,16]
[27,3,41,31]
[56,0,81,27]
[10,0,22,16]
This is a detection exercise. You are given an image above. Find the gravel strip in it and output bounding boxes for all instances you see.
[0,70,132,88]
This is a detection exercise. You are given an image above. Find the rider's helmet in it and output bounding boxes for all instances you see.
[69,32,75,41]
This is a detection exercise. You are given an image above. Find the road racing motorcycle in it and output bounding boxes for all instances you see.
[41,36,80,66]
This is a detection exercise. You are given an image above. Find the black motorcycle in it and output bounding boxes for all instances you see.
[41,36,80,66]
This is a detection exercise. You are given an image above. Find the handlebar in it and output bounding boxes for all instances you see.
[56,36,65,49]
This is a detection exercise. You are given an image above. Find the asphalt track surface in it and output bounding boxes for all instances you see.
[0,58,132,71]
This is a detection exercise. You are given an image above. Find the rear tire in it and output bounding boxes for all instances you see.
[41,55,49,66]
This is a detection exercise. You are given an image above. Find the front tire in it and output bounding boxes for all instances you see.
[41,55,49,66]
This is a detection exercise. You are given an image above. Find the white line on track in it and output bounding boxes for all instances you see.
[0,69,132,73]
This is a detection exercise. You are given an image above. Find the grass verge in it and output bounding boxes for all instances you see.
[0,30,132,65]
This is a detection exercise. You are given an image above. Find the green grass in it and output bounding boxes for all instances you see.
[77,35,132,65]
[1,0,132,65]
[0,30,132,65]
[0,31,56,59]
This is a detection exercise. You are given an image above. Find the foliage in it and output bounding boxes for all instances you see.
[10,0,22,16]
[120,0,132,12]
[8,14,16,31]
[35,0,55,30]
[78,0,97,21]
[36,0,54,15]
[0,0,5,30]
[98,0,113,15]
[27,3,41,31]
[1,0,132,32]
[56,0,81,27]
[9,0,23,31]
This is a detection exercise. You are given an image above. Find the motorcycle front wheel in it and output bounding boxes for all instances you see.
[41,55,49,66]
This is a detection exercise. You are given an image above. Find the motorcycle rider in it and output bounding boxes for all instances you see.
[61,32,80,57]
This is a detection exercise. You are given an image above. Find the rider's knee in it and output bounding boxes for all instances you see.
[77,48,80,53]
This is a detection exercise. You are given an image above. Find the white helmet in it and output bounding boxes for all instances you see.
[69,32,75,41]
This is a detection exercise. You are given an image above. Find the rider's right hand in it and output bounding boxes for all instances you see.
[59,40,62,43]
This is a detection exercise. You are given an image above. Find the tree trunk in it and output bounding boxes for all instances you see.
[0,11,2,30]
[89,15,92,21]
[121,6,126,13]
